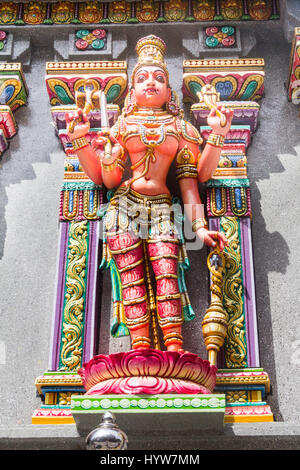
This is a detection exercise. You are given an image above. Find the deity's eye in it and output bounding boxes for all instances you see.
[155,73,166,83]
[136,73,147,83]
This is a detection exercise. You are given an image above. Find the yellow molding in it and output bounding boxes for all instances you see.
[32,416,75,425]
[216,375,271,394]
[225,414,273,423]
[35,375,83,395]
[46,61,127,74]
[183,58,264,73]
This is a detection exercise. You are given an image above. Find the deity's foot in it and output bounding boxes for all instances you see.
[78,349,217,396]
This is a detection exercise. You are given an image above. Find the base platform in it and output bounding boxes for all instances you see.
[71,393,226,433]
[32,367,273,425]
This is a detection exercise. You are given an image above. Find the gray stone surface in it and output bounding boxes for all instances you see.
[0,21,299,450]
[1,423,300,450]
[183,27,256,59]
[281,0,300,42]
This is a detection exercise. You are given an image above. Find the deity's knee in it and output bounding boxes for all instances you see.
[107,233,150,349]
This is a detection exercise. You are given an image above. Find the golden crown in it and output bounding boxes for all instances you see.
[132,35,169,82]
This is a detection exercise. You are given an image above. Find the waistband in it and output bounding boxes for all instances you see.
[111,186,173,207]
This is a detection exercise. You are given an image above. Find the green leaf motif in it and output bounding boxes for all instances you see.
[241,81,257,100]
[189,81,202,99]
[54,84,74,104]
[106,84,121,104]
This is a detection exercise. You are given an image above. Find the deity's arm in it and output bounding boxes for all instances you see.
[176,123,228,251]
[96,121,127,189]
[197,106,234,183]
[197,143,224,183]
[66,110,103,185]
[66,111,126,188]
[178,177,206,222]
[75,144,103,186]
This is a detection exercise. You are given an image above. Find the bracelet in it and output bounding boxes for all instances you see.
[206,133,225,148]
[192,217,208,232]
[102,158,125,172]
[102,147,126,172]
[72,137,89,151]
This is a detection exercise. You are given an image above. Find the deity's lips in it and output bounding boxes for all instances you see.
[143,87,158,94]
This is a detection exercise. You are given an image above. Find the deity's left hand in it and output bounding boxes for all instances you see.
[207,105,234,137]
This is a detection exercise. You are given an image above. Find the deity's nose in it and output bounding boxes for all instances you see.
[145,73,155,85]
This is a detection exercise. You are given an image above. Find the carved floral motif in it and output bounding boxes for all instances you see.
[78,350,217,395]
[193,0,215,21]
[78,1,103,23]
[23,2,46,24]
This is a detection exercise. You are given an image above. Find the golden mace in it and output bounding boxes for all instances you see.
[202,242,228,366]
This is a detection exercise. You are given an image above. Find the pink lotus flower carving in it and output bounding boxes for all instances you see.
[78,350,217,395]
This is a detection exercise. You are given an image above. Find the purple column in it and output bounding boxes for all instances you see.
[48,219,101,370]
[48,222,69,371]
[83,220,101,364]
[240,217,260,367]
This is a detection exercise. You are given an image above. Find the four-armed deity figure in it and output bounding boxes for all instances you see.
[66,35,233,354]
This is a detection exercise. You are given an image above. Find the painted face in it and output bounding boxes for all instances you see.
[132,66,171,109]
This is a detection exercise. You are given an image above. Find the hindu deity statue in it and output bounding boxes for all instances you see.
[66,35,233,354]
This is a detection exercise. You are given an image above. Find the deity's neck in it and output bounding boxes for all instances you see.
[134,106,166,116]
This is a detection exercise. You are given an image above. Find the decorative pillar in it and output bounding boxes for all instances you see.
[183,58,273,422]
[32,60,128,424]
[287,27,300,111]
[0,63,28,158]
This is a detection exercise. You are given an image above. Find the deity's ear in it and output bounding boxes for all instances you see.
[130,86,136,102]
[167,86,172,102]
[123,84,137,116]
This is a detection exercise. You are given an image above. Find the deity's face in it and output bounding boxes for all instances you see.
[132,65,171,109]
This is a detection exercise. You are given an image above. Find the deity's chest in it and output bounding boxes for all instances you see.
[122,115,179,156]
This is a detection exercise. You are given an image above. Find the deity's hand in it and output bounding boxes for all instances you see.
[91,130,122,164]
[92,129,116,149]
[66,109,90,141]
[196,228,228,252]
[207,105,234,137]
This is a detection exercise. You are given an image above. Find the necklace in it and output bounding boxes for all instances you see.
[139,123,166,147]
[129,113,174,125]
[129,107,174,124]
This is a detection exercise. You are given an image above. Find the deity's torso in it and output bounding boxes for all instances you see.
[113,110,182,195]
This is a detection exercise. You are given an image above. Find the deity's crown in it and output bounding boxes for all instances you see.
[132,35,169,82]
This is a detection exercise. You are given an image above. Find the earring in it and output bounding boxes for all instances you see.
[123,85,136,116]
[166,91,179,116]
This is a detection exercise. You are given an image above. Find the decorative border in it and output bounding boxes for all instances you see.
[35,373,84,394]
[46,61,127,74]
[0,1,280,26]
[184,58,265,72]
[224,404,273,422]
[71,394,226,412]
[32,407,75,424]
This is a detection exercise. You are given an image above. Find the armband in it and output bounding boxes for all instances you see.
[176,146,199,181]
[206,133,225,148]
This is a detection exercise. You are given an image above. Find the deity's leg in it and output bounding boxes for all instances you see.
[107,232,151,350]
[147,238,183,351]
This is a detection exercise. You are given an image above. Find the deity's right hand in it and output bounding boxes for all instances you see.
[66,109,90,141]
[197,228,228,252]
